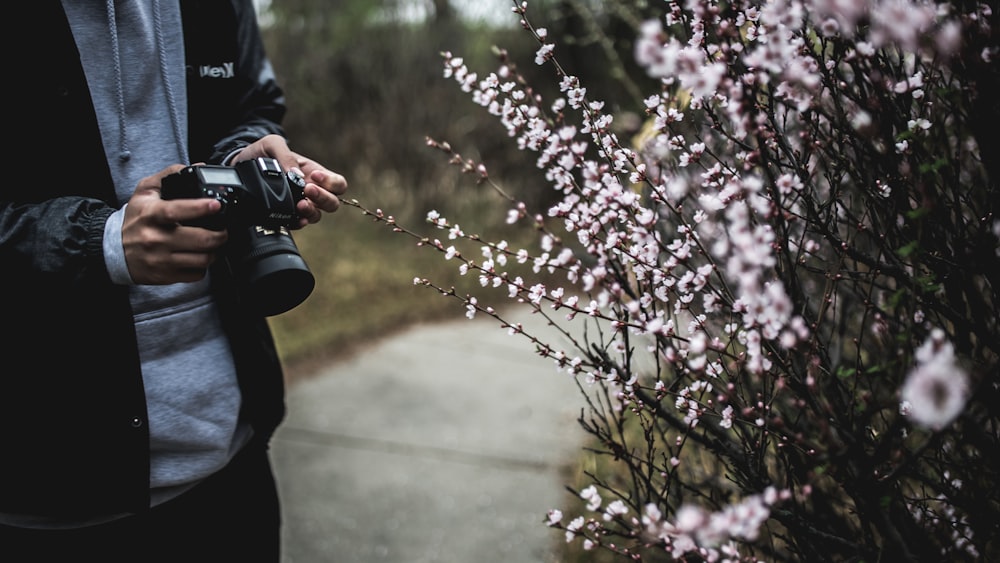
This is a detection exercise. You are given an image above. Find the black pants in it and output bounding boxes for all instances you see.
[0,441,281,563]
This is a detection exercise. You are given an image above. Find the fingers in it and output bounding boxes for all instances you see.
[133,164,187,196]
[123,165,228,285]
[228,135,349,225]
[303,165,348,196]
[164,224,227,273]
[126,217,228,284]
[162,198,223,227]
[124,220,227,285]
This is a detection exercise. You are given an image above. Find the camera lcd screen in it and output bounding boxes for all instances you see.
[198,167,242,186]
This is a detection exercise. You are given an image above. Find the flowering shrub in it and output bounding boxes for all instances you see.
[346,0,998,560]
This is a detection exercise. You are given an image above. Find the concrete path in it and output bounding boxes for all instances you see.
[271,307,590,562]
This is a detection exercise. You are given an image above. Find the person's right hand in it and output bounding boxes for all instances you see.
[122,165,228,285]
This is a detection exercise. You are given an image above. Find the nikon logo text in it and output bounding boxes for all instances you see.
[198,62,235,78]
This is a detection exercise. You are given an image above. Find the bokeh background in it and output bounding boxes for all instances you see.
[260,5,652,560]
[256,0,657,379]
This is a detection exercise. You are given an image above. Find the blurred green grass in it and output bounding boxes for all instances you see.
[267,183,530,383]
[256,6,661,560]
[269,202,461,381]
[259,4,576,383]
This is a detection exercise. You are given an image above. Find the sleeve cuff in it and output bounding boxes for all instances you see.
[103,206,134,285]
[221,147,246,166]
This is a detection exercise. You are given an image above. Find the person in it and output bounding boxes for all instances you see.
[0,1,348,561]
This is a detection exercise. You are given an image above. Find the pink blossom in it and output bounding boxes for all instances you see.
[546,509,562,526]
[901,359,969,430]
[720,405,735,429]
[580,485,602,511]
[901,331,970,430]
[534,43,554,65]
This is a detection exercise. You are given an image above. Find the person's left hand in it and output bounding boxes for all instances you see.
[231,134,349,228]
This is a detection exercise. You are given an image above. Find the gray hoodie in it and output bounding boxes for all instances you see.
[63,0,249,507]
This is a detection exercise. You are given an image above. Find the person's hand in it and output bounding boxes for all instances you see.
[122,165,229,284]
[231,134,348,228]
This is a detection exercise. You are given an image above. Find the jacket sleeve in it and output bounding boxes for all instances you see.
[0,197,115,285]
[3,1,121,287]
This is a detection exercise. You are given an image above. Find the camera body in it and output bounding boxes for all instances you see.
[162,157,305,231]
[161,157,315,316]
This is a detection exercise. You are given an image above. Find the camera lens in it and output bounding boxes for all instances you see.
[230,225,315,316]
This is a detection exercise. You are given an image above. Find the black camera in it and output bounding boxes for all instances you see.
[161,157,314,316]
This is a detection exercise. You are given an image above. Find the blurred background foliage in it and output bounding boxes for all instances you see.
[260,3,714,560]
[259,0,658,377]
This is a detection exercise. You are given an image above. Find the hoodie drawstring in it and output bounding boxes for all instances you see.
[152,0,189,164]
[106,0,188,164]
[106,0,130,162]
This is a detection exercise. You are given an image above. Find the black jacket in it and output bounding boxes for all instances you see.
[0,1,287,519]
